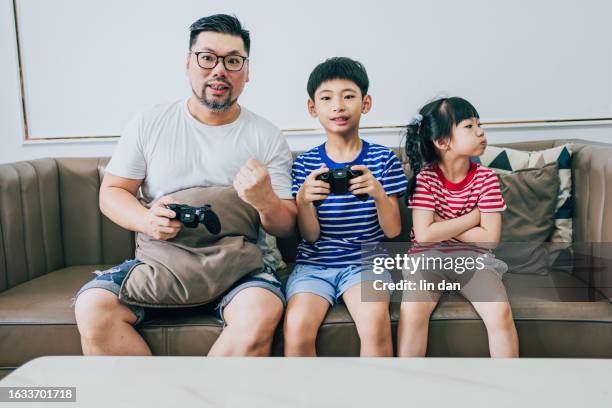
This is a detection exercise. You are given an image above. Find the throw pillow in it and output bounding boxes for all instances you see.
[495,163,560,274]
[475,143,573,243]
[119,186,263,307]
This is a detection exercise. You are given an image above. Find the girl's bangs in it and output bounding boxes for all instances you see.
[447,97,480,124]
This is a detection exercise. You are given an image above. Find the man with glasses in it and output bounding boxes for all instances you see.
[74,14,296,356]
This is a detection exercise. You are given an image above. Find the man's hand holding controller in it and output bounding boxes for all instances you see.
[143,195,182,240]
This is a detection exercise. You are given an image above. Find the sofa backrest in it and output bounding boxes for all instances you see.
[0,157,136,292]
[1,138,610,295]
[56,158,135,267]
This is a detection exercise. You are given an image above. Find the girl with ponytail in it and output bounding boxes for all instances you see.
[399,97,518,358]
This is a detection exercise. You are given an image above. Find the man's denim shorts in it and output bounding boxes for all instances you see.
[74,259,286,325]
[285,263,392,306]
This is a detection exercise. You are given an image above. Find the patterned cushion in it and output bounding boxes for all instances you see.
[474,144,573,243]
[260,230,287,273]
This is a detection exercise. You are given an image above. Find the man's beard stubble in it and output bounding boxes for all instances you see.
[193,84,237,113]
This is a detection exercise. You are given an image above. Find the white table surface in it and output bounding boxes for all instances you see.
[0,356,610,407]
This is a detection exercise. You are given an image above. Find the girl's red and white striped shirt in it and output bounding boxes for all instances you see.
[408,161,506,246]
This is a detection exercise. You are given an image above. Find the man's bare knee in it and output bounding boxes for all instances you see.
[224,290,283,351]
[240,305,282,345]
[75,289,137,341]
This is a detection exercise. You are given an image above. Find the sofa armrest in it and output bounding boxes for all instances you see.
[0,159,64,293]
[570,141,612,300]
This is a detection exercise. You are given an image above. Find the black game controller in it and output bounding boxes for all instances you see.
[314,166,369,206]
[166,204,221,234]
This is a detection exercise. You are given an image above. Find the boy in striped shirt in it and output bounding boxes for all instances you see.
[283,57,407,356]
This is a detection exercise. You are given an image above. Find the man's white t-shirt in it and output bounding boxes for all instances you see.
[106,99,292,202]
[106,99,293,272]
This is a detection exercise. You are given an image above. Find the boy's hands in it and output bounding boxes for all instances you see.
[296,166,330,206]
[297,164,388,206]
[145,195,182,240]
[348,165,386,201]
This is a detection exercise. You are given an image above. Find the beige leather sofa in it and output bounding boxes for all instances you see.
[0,139,611,378]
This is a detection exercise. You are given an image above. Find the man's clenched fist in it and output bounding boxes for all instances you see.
[233,158,275,211]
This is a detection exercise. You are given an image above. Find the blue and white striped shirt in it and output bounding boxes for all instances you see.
[291,140,408,267]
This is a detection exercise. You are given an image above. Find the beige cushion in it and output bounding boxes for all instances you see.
[119,187,263,307]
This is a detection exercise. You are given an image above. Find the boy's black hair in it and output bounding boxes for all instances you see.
[307,57,369,99]
[404,97,480,195]
[189,14,250,54]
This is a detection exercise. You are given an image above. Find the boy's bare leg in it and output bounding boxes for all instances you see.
[75,288,152,356]
[208,287,283,356]
[283,293,330,356]
[342,283,393,357]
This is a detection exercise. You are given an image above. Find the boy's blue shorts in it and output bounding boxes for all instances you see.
[285,263,393,306]
[74,259,286,325]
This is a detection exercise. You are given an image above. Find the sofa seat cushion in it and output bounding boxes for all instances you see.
[0,265,224,367]
[0,265,101,325]
[316,270,612,357]
[417,271,612,322]
[0,265,105,367]
[1,265,610,365]
[282,265,610,325]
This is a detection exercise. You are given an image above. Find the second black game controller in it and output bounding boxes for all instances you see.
[314,166,369,206]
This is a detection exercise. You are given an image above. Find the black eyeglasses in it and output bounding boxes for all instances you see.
[191,52,248,71]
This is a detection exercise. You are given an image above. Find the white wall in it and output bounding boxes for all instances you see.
[0,0,117,163]
[1,0,612,165]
